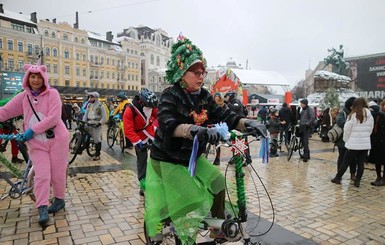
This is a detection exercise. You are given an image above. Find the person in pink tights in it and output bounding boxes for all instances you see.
[0,63,69,226]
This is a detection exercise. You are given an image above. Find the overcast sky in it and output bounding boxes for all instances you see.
[3,0,385,88]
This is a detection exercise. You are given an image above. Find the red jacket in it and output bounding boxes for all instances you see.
[123,103,158,145]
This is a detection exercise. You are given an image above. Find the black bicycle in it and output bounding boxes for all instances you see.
[68,120,97,164]
[287,125,304,161]
[144,128,274,244]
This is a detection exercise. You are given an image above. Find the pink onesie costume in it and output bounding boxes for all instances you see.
[0,64,69,208]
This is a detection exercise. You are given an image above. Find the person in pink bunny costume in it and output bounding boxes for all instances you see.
[0,62,69,226]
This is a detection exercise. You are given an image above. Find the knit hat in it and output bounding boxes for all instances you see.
[344,97,356,110]
[166,34,207,84]
[213,92,221,98]
[300,98,308,106]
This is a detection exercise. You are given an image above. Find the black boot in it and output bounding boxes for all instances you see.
[93,142,101,161]
[48,197,65,213]
[12,156,24,163]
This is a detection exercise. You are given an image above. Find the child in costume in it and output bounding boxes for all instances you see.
[144,35,267,244]
[0,63,69,226]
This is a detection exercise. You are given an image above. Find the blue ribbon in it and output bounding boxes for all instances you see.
[188,135,199,176]
[259,137,269,163]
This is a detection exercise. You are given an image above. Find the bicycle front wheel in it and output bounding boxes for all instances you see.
[144,221,182,245]
[287,136,296,161]
[86,138,97,157]
[298,139,304,158]
[106,127,117,148]
[68,132,82,164]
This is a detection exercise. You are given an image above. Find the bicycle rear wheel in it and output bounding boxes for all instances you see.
[298,139,304,158]
[287,136,296,161]
[106,127,117,148]
[119,130,125,153]
[68,132,82,164]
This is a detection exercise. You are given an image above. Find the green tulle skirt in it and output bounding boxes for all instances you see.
[145,156,225,245]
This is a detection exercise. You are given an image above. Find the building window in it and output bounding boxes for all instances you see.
[107,58,110,65]
[54,79,58,86]
[75,52,80,60]
[53,64,58,73]
[81,38,85,44]
[18,42,23,52]
[18,60,23,70]
[112,59,115,66]
[136,63,138,69]
[82,68,86,76]
[156,56,160,66]
[107,71,110,78]
[64,49,70,59]
[76,81,80,87]
[76,67,80,76]
[112,72,115,79]
[52,32,56,38]
[46,63,50,72]
[34,45,39,55]
[7,40,13,50]
[26,26,32,33]
[44,30,49,37]
[90,55,94,63]
[63,34,68,40]
[101,57,104,65]
[95,56,98,65]
[53,48,58,57]
[65,66,70,74]
[83,81,87,87]
[11,23,24,32]
[128,63,131,68]
[0,39,2,49]
[65,80,70,86]
[74,37,79,43]
[45,47,50,56]
[8,59,14,70]
[150,54,154,65]
[82,53,86,61]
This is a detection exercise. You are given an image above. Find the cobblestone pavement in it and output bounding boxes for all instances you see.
[1,130,385,245]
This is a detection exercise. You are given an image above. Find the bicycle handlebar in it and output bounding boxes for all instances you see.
[0,134,21,141]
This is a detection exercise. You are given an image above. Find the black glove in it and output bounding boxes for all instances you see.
[190,125,221,144]
[244,120,268,138]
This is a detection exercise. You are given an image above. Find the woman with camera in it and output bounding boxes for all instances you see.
[0,62,69,226]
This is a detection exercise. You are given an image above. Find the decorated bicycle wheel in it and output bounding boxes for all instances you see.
[106,127,117,148]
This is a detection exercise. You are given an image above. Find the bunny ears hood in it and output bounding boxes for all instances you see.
[22,64,50,90]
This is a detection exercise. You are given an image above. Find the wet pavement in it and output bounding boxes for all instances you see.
[1,130,385,245]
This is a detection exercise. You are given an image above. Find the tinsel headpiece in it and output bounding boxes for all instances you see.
[166,34,207,84]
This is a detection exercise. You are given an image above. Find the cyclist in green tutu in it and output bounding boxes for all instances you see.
[144,34,267,244]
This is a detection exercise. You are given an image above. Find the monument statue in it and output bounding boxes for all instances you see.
[323,44,350,76]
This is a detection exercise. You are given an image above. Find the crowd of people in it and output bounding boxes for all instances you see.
[0,36,384,245]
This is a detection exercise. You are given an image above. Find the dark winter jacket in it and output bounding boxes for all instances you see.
[335,107,349,148]
[150,84,244,166]
[368,110,385,164]
[299,105,315,128]
[279,106,291,125]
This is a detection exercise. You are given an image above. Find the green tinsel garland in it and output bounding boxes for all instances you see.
[0,153,23,178]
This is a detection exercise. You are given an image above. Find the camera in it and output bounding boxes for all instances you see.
[45,128,55,139]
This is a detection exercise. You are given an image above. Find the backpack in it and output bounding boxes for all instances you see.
[327,111,346,143]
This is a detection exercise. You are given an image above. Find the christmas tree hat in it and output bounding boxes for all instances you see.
[166,34,206,84]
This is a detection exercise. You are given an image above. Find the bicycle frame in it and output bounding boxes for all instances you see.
[68,120,97,164]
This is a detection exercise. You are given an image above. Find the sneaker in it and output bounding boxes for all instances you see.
[354,179,360,187]
[38,205,49,226]
[11,157,24,163]
[48,197,65,213]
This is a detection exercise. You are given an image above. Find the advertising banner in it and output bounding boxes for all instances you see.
[0,71,24,96]
[348,55,385,99]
